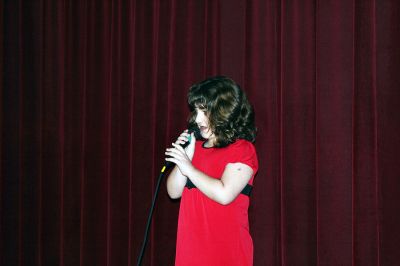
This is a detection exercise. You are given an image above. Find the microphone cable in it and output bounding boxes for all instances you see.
[136,164,170,266]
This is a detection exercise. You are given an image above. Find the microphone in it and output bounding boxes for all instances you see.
[180,126,201,148]
[163,126,201,170]
[138,126,200,266]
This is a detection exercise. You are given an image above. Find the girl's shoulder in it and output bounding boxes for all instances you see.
[229,139,256,152]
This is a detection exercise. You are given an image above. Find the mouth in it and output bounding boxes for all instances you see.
[199,125,208,132]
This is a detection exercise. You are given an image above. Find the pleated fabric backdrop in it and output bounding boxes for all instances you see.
[1,0,400,265]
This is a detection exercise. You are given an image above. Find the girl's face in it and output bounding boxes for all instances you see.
[194,108,215,142]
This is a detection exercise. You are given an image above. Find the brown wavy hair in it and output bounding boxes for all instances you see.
[187,76,256,147]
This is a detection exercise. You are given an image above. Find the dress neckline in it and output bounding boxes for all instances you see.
[201,141,215,149]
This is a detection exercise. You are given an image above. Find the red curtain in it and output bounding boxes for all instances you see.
[1,0,400,265]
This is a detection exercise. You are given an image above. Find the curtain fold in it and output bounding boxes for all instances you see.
[2,1,400,265]
[316,1,355,264]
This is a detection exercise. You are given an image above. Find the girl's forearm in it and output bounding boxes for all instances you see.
[166,166,187,199]
[187,168,230,205]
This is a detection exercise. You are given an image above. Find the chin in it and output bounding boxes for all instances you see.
[200,133,209,139]
[199,128,213,140]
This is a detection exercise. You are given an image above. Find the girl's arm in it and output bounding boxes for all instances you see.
[187,162,253,205]
[166,166,187,199]
[165,142,253,205]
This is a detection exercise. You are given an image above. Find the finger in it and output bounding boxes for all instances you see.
[176,132,190,144]
[180,132,190,140]
[165,157,179,165]
[175,139,185,145]
[167,146,184,154]
[165,148,185,159]
[172,143,186,153]
[176,135,189,145]
[165,150,185,160]
[181,131,190,137]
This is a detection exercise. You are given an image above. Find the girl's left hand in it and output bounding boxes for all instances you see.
[165,140,195,177]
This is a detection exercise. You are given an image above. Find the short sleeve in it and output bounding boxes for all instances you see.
[228,140,258,174]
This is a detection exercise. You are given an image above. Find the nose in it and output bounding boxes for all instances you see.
[195,110,205,124]
[195,112,201,124]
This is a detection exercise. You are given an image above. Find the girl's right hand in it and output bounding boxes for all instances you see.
[174,130,196,160]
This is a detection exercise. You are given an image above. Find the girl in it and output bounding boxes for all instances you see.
[165,76,258,266]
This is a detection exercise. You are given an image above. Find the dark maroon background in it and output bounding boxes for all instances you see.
[1,0,400,265]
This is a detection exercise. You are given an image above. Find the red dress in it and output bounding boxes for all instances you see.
[175,139,258,266]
